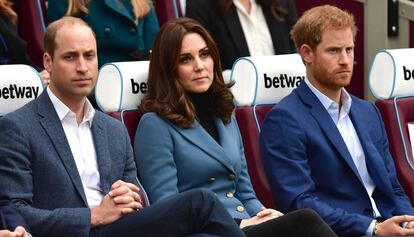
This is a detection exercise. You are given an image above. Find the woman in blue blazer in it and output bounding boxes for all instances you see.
[48,0,159,68]
[134,17,336,237]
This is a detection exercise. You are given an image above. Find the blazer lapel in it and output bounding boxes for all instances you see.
[262,7,284,54]
[297,84,363,182]
[349,104,391,195]
[91,114,112,194]
[104,0,135,23]
[223,5,249,57]
[36,92,88,206]
[171,120,235,173]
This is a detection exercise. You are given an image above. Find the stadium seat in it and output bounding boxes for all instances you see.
[95,60,150,207]
[120,109,145,144]
[95,60,149,129]
[230,54,306,208]
[375,97,414,204]
[0,64,44,116]
[369,48,414,204]
[235,104,275,208]
[13,0,47,68]
[154,0,183,26]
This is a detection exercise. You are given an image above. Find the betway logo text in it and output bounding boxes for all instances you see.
[130,79,147,94]
[0,84,39,99]
[264,73,304,88]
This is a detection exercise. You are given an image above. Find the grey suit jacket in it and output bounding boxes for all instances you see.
[0,91,140,237]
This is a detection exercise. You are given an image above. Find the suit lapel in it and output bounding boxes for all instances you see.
[223,5,249,57]
[297,84,363,181]
[349,103,391,195]
[171,120,235,173]
[91,114,112,194]
[36,92,88,206]
[104,0,135,23]
[262,7,283,54]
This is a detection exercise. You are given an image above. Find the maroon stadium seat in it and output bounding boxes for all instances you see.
[107,108,149,207]
[154,0,183,26]
[230,54,305,209]
[120,109,144,144]
[235,104,276,208]
[375,96,414,204]
[13,0,47,68]
[96,61,150,207]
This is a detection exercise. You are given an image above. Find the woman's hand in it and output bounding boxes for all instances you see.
[239,207,283,228]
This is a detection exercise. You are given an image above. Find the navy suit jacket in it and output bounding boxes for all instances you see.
[260,82,414,236]
[186,0,297,70]
[134,113,262,219]
[0,91,142,237]
[0,200,28,231]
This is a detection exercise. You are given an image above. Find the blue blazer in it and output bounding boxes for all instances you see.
[260,82,414,236]
[48,0,159,67]
[134,112,263,219]
[0,91,141,237]
[0,200,28,231]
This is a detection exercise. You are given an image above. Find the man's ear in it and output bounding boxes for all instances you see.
[299,44,314,65]
[43,52,52,73]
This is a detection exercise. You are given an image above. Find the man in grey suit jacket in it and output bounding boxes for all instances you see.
[0,200,30,237]
[0,16,245,237]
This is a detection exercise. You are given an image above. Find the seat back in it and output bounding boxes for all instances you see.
[369,48,414,204]
[235,104,274,207]
[120,109,145,144]
[375,97,414,204]
[95,60,150,142]
[154,0,183,26]
[95,61,150,206]
[0,64,44,116]
[230,54,306,208]
[14,0,46,67]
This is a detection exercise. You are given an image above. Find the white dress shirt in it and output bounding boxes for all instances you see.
[233,0,275,56]
[47,87,103,208]
[305,79,380,236]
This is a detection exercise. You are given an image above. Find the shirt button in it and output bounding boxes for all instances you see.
[208,177,216,182]
[129,28,137,35]
[226,192,234,198]
[103,27,111,35]
[228,173,236,180]
[236,205,245,212]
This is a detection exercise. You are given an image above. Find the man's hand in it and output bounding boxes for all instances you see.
[239,207,283,228]
[90,180,143,228]
[376,215,414,236]
[405,220,414,229]
[0,226,29,237]
[109,180,143,214]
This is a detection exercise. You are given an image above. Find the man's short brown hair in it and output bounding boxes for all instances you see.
[44,16,95,57]
[291,5,357,50]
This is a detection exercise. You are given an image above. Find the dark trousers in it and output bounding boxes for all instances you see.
[90,189,246,237]
[242,208,337,237]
